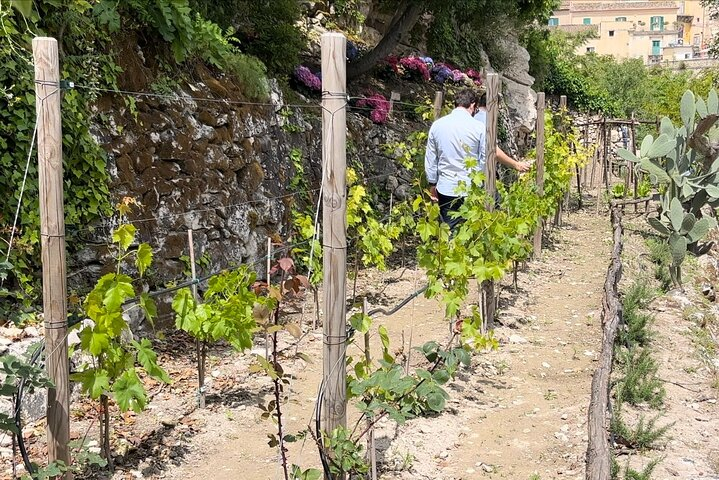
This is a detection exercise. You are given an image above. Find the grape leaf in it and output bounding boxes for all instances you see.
[112,369,147,413]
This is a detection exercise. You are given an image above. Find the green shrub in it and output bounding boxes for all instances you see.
[615,347,665,408]
[189,0,305,76]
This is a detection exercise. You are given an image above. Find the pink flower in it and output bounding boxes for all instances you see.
[357,93,390,124]
[398,57,431,81]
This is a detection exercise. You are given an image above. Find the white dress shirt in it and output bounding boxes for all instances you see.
[424,108,486,197]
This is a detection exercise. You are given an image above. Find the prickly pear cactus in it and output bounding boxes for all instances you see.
[618,89,719,286]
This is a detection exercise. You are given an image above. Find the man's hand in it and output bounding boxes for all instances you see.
[515,161,532,173]
[429,185,438,202]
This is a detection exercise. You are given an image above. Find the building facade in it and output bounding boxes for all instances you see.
[549,1,719,67]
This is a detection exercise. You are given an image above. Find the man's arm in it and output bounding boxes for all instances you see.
[496,147,531,172]
[424,128,439,200]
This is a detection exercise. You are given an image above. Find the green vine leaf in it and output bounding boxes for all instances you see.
[112,368,147,413]
[112,224,137,251]
[70,369,110,400]
[135,243,153,277]
[103,279,134,311]
[132,339,171,383]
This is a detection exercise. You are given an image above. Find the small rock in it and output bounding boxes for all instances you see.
[509,334,528,344]
[439,451,449,459]
[0,326,22,340]
[23,326,40,338]
[554,432,569,442]
[561,413,568,420]
[465,468,476,474]
[211,370,221,378]
[481,463,493,473]
[541,362,551,369]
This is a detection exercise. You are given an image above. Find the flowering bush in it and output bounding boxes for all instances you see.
[294,65,321,91]
[466,69,483,85]
[398,56,431,81]
[357,93,390,124]
[431,64,454,84]
[347,40,360,61]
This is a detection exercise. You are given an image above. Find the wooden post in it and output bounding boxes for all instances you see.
[389,91,400,115]
[433,91,444,120]
[603,119,610,195]
[265,237,272,362]
[485,73,499,208]
[320,32,348,443]
[630,112,639,212]
[482,73,500,330]
[558,95,568,226]
[583,126,589,187]
[533,92,546,259]
[187,229,206,409]
[363,298,377,480]
[33,37,70,472]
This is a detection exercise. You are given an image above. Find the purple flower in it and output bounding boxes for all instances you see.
[347,41,360,61]
[452,69,466,82]
[432,64,453,84]
[294,65,322,91]
[419,56,434,66]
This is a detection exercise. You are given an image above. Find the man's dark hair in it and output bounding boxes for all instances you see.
[478,93,487,107]
[454,88,480,108]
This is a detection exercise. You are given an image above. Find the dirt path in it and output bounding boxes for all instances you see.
[143,211,610,480]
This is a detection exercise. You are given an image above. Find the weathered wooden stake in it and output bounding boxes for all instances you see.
[363,298,377,480]
[631,112,639,212]
[33,36,70,473]
[265,236,272,362]
[533,92,546,259]
[557,95,568,226]
[433,91,444,120]
[320,32,348,444]
[482,73,500,330]
[187,229,206,409]
[389,91,400,115]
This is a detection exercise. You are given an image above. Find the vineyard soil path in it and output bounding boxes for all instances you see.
[155,210,610,480]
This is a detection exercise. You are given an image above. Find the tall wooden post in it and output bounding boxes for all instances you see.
[630,112,639,211]
[33,37,70,471]
[433,91,444,120]
[481,73,500,330]
[603,118,610,195]
[187,229,206,409]
[485,73,499,207]
[320,32,347,444]
[556,95,568,226]
[533,92,546,259]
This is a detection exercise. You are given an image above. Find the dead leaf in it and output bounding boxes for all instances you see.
[284,323,302,339]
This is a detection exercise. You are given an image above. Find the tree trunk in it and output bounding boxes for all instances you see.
[347,1,426,80]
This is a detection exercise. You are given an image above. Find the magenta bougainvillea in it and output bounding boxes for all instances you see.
[357,93,390,124]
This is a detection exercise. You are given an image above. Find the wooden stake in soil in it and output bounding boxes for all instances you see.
[433,91,444,120]
[586,208,624,480]
[320,32,348,440]
[482,73,500,330]
[559,95,569,224]
[33,36,70,471]
[265,236,272,362]
[187,229,206,409]
[363,298,378,480]
[533,92,546,259]
[389,91,400,115]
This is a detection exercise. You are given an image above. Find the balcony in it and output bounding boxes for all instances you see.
[647,54,663,65]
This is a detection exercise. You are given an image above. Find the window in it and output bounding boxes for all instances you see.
[694,34,701,46]
[548,17,559,26]
[609,30,615,37]
[615,16,627,22]
[652,40,661,56]
[583,17,591,25]
[586,46,595,53]
[650,16,664,31]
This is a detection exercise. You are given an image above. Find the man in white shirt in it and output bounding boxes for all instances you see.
[424,88,530,230]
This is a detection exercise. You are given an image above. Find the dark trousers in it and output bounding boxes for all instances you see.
[438,192,464,232]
